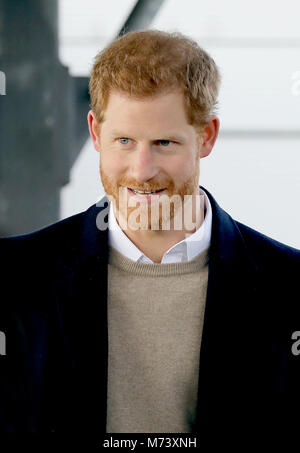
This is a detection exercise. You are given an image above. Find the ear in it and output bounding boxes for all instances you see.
[87,110,101,152]
[198,116,220,158]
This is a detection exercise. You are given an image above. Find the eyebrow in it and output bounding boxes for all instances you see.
[110,130,185,141]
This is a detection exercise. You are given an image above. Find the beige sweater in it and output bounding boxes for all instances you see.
[106,245,210,433]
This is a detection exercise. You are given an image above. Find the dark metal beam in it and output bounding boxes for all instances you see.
[0,0,166,236]
[117,0,166,37]
[0,0,73,235]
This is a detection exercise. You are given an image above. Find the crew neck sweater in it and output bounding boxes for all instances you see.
[106,244,210,433]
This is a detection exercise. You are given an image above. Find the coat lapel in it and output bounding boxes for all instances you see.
[49,198,110,433]
[194,186,265,438]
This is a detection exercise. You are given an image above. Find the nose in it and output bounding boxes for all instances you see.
[130,142,159,183]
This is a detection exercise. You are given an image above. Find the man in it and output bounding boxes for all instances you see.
[0,29,299,446]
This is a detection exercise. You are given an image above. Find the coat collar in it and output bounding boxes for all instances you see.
[77,185,259,284]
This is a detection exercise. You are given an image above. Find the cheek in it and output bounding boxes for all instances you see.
[168,155,194,179]
[100,149,124,175]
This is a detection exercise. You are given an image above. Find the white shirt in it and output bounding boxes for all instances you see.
[108,187,212,263]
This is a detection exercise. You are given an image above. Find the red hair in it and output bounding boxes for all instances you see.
[89,29,221,134]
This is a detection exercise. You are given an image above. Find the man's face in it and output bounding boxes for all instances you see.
[90,88,204,231]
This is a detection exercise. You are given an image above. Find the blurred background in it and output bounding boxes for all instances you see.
[0,0,299,248]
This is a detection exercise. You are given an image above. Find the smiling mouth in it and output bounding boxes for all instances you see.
[127,187,166,195]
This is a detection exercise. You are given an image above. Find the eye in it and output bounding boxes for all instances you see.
[118,137,131,145]
[157,140,172,147]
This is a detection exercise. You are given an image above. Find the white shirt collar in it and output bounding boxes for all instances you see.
[108,187,212,263]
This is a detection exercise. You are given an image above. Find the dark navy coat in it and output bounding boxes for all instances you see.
[0,186,299,447]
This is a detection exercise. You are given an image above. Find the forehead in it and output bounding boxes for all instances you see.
[103,88,190,131]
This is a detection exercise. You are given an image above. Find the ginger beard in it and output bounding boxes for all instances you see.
[100,154,201,233]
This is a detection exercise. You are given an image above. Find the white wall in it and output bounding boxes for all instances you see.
[59,0,300,249]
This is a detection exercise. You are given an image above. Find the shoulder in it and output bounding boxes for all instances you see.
[0,209,85,269]
[0,210,90,313]
[235,219,300,274]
